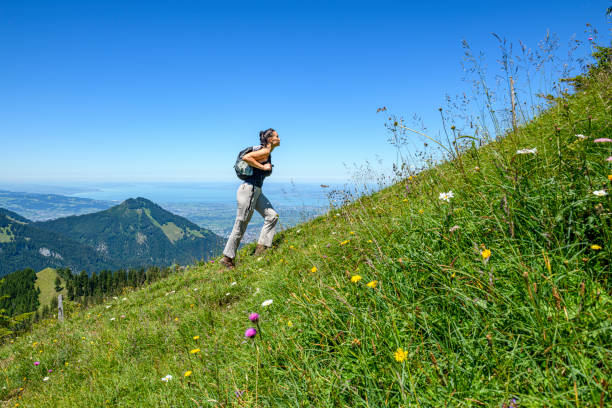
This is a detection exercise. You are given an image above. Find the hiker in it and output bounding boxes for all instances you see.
[220,128,281,269]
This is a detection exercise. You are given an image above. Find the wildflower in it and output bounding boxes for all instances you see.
[110,317,115,321]
[310,266,317,273]
[261,299,273,307]
[340,240,350,245]
[161,375,172,382]
[193,335,200,340]
[449,225,460,232]
[516,148,537,154]
[593,190,608,196]
[184,371,192,377]
[402,198,408,202]
[367,239,373,243]
[366,280,378,288]
[607,156,612,162]
[439,191,454,202]
[474,166,480,171]
[418,209,424,214]
[34,361,40,366]
[350,231,355,234]
[591,244,602,250]
[248,313,259,322]
[594,138,612,143]
[190,348,200,354]
[174,317,179,321]
[608,175,612,181]
[235,390,245,398]
[231,281,237,286]
[350,275,362,283]
[394,347,408,362]
[287,321,293,327]
[481,248,492,260]
[120,314,126,318]
[245,328,257,338]
[43,377,49,382]
[575,134,587,140]
[48,369,52,373]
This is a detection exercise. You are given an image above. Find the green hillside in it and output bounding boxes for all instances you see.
[0,50,610,407]
[35,268,67,313]
[0,209,119,277]
[34,197,224,271]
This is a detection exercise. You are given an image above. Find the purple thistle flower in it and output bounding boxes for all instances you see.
[607,156,612,162]
[594,138,612,143]
[235,389,245,398]
[48,369,53,373]
[245,327,257,338]
[248,312,259,322]
[34,361,40,366]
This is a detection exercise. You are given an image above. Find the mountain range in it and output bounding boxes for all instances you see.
[0,197,224,277]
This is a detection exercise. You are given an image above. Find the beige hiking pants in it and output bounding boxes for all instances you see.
[223,182,278,259]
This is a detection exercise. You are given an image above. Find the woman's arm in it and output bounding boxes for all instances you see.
[242,148,271,171]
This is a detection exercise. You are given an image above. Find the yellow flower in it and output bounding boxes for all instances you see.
[367,239,373,243]
[481,249,491,259]
[591,244,602,250]
[340,240,350,245]
[190,348,200,354]
[289,245,295,249]
[287,321,293,327]
[394,347,408,362]
[350,275,362,283]
[366,280,378,288]
[174,317,179,321]
[402,199,408,202]
[184,371,192,377]
[608,175,612,181]
[190,304,195,308]
[310,266,317,273]
[418,209,424,214]
[193,335,199,340]
[350,231,355,235]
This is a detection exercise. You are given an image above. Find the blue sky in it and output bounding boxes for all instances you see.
[0,0,609,183]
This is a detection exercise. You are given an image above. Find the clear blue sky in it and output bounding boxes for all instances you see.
[0,0,609,183]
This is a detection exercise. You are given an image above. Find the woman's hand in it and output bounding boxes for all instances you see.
[242,148,271,171]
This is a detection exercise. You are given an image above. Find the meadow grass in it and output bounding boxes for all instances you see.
[35,268,67,314]
[1,47,610,408]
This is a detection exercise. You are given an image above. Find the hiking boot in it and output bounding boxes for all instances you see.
[219,256,235,269]
[253,244,269,256]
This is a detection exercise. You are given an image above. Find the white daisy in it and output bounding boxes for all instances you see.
[575,134,587,139]
[516,148,537,154]
[593,190,608,197]
[161,375,172,382]
[438,191,454,202]
[43,376,50,381]
[261,299,273,307]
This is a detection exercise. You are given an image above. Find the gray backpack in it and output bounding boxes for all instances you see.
[234,145,263,180]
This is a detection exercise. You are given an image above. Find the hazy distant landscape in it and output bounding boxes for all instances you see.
[0,182,335,241]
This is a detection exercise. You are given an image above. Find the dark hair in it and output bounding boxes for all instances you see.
[259,128,276,146]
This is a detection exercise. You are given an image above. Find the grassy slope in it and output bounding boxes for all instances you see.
[35,268,67,313]
[1,74,610,408]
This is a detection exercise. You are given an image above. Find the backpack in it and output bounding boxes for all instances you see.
[234,145,265,180]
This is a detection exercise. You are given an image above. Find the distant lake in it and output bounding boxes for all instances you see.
[65,181,347,208]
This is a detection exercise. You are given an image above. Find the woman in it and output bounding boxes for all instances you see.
[220,128,280,269]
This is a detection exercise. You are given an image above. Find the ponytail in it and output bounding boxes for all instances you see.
[259,128,276,146]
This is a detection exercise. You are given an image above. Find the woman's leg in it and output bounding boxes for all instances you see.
[254,192,278,248]
[223,183,260,259]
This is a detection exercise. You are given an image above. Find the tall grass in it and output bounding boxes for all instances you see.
[0,37,610,407]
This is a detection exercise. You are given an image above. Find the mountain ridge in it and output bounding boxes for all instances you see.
[0,197,224,276]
